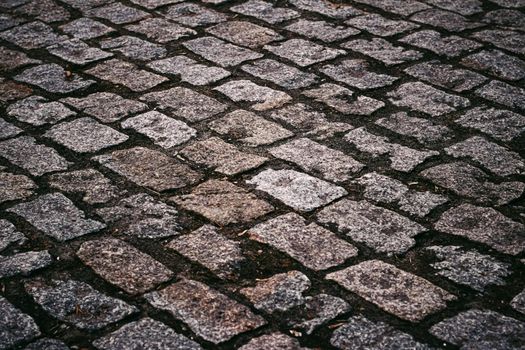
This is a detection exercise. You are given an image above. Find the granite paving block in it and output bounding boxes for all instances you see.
[0,170,36,203]
[85,3,148,24]
[423,0,482,15]
[375,112,451,145]
[410,9,482,32]
[231,0,299,24]
[0,78,32,102]
[60,18,114,39]
[265,39,344,67]
[455,106,525,142]
[207,21,282,48]
[24,338,69,350]
[285,19,359,42]
[0,21,63,49]
[130,0,183,9]
[0,251,52,278]
[0,47,40,71]
[49,169,121,204]
[163,3,227,27]
[472,29,525,55]
[346,14,419,36]
[289,0,363,19]
[147,56,230,86]
[352,0,430,16]
[183,37,262,67]
[15,64,95,94]
[0,296,40,349]
[287,294,350,334]
[511,290,525,314]
[125,18,196,43]
[303,84,384,115]
[241,59,318,89]
[461,49,525,81]
[14,0,70,23]
[239,333,309,350]
[47,38,113,65]
[475,80,525,111]
[0,220,26,252]
[342,38,422,66]
[0,119,22,140]
[400,30,482,57]
[213,81,292,110]
[7,96,75,126]
[100,36,166,61]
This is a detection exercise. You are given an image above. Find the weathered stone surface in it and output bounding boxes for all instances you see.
[426,245,511,292]
[472,30,525,55]
[327,260,456,321]
[410,9,482,32]
[61,92,147,124]
[8,193,104,241]
[24,338,69,350]
[342,38,422,66]
[100,36,166,61]
[145,279,266,344]
[321,59,398,90]
[375,112,451,145]
[126,18,195,43]
[0,220,26,252]
[249,213,357,270]
[475,80,525,111]
[388,82,470,116]
[16,64,94,94]
[147,56,230,86]
[265,39,344,67]
[352,0,429,15]
[183,37,262,67]
[7,96,75,126]
[400,30,482,57]
[207,21,282,48]
[289,0,362,18]
[173,179,273,226]
[484,9,525,31]
[423,0,482,15]
[488,0,525,7]
[285,19,359,42]
[168,225,244,279]
[130,0,183,9]
[85,2,148,24]
[163,3,227,27]
[214,81,292,111]
[231,0,299,24]
[0,296,40,349]
[96,194,181,238]
[47,39,113,65]
[180,137,267,175]
[330,316,432,350]
[77,238,173,294]
[239,333,309,350]
[303,84,384,115]
[0,78,32,102]
[26,279,137,330]
[49,169,120,204]
[60,18,114,39]
[0,13,24,31]
[94,147,201,191]
[0,118,21,140]
[14,0,69,23]
[122,111,196,149]
[0,170,36,203]
[0,251,52,278]
[45,117,128,153]
[456,107,525,142]
[141,87,227,122]
[248,169,347,212]
[435,204,525,255]
[461,50,525,81]
[511,290,525,314]
[0,47,40,71]
[59,0,112,10]
[430,309,525,349]
[0,21,63,49]
[421,162,524,205]
[86,59,167,92]
[209,110,293,145]
[93,318,202,350]
[346,14,418,36]
[0,136,70,176]
[242,59,317,89]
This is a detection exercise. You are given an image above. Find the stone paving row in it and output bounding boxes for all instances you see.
[0,0,524,349]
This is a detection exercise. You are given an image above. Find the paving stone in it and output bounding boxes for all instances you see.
[14,0,70,23]
[0,296,40,349]
[483,9,525,31]
[410,9,482,32]
[93,317,202,350]
[0,136,70,176]
[303,84,384,115]
[214,81,292,111]
[0,0,30,9]
[239,333,309,350]
[421,162,524,205]
[231,0,299,24]
[183,37,262,67]
[249,213,357,270]
[24,338,69,350]
[45,117,128,153]
[85,59,168,92]
[344,127,438,172]
[472,29,525,55]
[16,64,95,94]
[0,220,26,252]
[286,19,359,43]
[430,309,525,349]
[94,147,201,191]
[422,0,483,16]
[270,138,363,182]
[147,56,230,86]
[375,112,451,145]
[173,179,273,226]
[321,59,398,90]
[145,279,266,344]
[511,290,525,314]
[445,136,524,176]
[26,279,138,330]
[207,21,282,48]
[60,18,115,39]
[85,3,148,24]
[265,39,344,67]
[293,0,362,18]
[0,78,33,103]
[7,96,75,126]
[342,38,422,66]
[346,14,419,36]
[456,107,525,142]
[59,0,113,11]
[426,245,511,292]
[248,169,347,212]
[130,0,183,9]
[404,61,487,92]
[288,294,350,334]
[317,199,426,254]
[327,260,456,321]
[387,82,470,116]
[461,50,525,82]
[122,111,196,149]
[400,30,482,57]
[100,36,166,61]
[0,170,36,203]
[180,137,267,175]
[125,18,196,43]
[475,80,525,111]
[163,3,227,27]
[167,225,244,279]
[0,13,24,31]
[270,103,354,140]
[435,203,525,255]
[77,238,173,295]
[488,0,525,7]
[49,169,120,204]
[0,21,63,49]
[0,47,40,71]
[0,251,53,278]
[352,0,430,16]
[242,59,318,89]
[330,315,432,350]
[0,119,21,140]
[7,193,105,241]
[96,194,182,238]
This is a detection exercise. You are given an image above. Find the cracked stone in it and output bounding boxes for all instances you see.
[327,260,456,322]
[375,112,451,145]
[173,179,274,226]
[0,47,40,71]
[400,30,482,57]
[352,0,430,15]
[475,80,525,111]
[249,213,357,270]
[423,0,482,16]
[239,333,309,350]
[303,84,384,115]
[455,106,525,142]
[180,137,267,175]
[26,279,137,330]
[147,56,230,86]
[60,18,114,39]
[94,147,201,191]
[0,220,26,252]
[242,59,318,89]
[0,296,40,349]
[163,3,227,27]
[265,39,344,67]
[184,37,262,67]
[7,96,75,126]
[77,238,174,295]
[472,30,524,55]
[342,38,422,66]
[16,64,94,94]
[435,203,525,255]
[461,50,525,81]
[122,111,196,149]
[231,0,299,24]
[511,290,525,314]
[322,59,398,90]
[85,3,148,24]
[145,279,266,344]
[0,251,52,278]
[207,21,282,48]
[346,14,419,36]
[125,18,196,43]
[0,119,21,140]
[214,81,292,111]
[0,21,63,49]
[285,19,359,42]
[0,170,36,204]
[410,9,482,32]
[14,0,70,23]
[100,36,166,61]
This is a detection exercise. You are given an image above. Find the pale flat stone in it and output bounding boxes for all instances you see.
[342,38,422,66]
[265,39,344,67]
[241,59,318,89]
[162,3,227,27]
[231,0,299,24]
[303,84,384,115]
[455,107,525,142]
[48,169,120,204]
[346,14,419,36]
[183,37,262,67]
[206,20,282,48]
[7,96,75,126]
[285,19,359,42]
[15,64,94,94]
[214,81,292,111]
[147,56,230,86]
[125,18,196,43]
[375,112,451,145]
[400,30,482,57]
[99,35,166,61]
[240,333,309,350]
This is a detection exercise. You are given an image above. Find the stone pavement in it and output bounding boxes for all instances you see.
[0,0,524,348]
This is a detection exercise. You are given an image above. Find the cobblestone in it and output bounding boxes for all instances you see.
[346,14,419,36]
[511,290,525,315]
[100,36,166,61]
[125,18,195,43]
[214,81,292,111]
[239,333,309,350]
[0,47,40,71]
[285,20,359,42]
[163,3,227,27]
[410,9,482,32]
[342,38,422,66]
[0,296,40,349]
[0,169,36,203]
[241,59,318,89]
[400,30,482,57]
[265,39,344,67]
[0,251,52,278]
[47,39,113,65]
[475,80,525,111]
[0,220,26,252]
[48,169,120,204]
[7,96,75,126]
[0,118,21,140]
[60,18,114,39]
[472,29,525,55]
[375,112,451,145]
[147,56,230,86]
[461,50,525,81]
[16,64,95,94]
[84,3,148,24]
[207,21,282,49]
[0,21,63,49]
[321,59,398,90]
[184,37,262,67]
[303,84,384,115]
[231,0,299,24]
